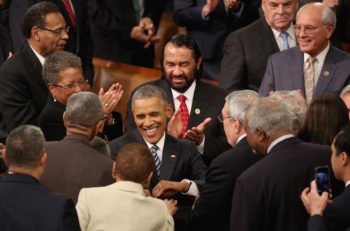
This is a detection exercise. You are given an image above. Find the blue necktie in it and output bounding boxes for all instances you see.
[280,32,289,50]
[150,145,161,177]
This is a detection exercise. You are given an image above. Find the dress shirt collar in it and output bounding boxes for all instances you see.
[236,133,247,145]
[271,24,296,50]
[171,80,197,113]
[303,42,329,64]
[346,180,350,187]
[267,134,294,154]
[143,132,166,161]
[29,44,45,66]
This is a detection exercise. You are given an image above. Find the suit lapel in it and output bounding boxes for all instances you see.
[314,46,335,98]
[259,18,279,54]
[159,134,178,180]
[188,81,208,128]
[24,44,47,93]
[290,49,306,95]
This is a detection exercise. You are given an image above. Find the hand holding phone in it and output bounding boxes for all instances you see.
[315,166,330,195]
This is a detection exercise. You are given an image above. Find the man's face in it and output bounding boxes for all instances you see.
[163,42,201,93]
[296,5,333,57]
[244,110,267,154]
[222,103,236,147]
[342,93,350,120]
[133,97,172,144]
[331,142,342,181]
[262,0,298,32]
[38,12,68,57]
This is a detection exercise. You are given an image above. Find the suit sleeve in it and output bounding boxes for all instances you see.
[202,133,231,166]
[189,143,207,181]
[258,55,275,96]
[173,0,211,29]
[59,198,81,231]
[219,33,247,92]
[75,189,89,231]
[307,215,328,231]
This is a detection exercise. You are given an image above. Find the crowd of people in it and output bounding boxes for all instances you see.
[0,0,350,231]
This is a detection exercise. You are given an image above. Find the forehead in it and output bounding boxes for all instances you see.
[163,43,195,62]
[57,67,83,81]
[297,6,322,25]
[45,12,66,28]
[133,97,166,112]
[264,0,295,5]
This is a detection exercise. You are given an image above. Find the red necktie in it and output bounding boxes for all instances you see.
[62,0,76,29]
[177,95,189,138]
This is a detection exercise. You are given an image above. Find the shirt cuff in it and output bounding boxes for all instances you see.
[197,136,205,154]
[181,179,199,196]
[201,7,210,20]
[229,1,244,18]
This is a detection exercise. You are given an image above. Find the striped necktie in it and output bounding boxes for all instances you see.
[61,0,76,29]
[304,57,317,104]
[150,145,161,177]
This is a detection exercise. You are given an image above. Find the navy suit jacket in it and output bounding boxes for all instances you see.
[0,173,80,231]
[124,79,230,166]
[259,45,350,97]
[230,137,344,231]
[189,138,263,231]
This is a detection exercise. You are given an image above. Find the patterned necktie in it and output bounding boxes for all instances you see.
[304,57,317,104]
[150,145,161,177]
[280,32,289,50]
[61,0,76,29]
[177,95,189,138]
[133,0,141,23]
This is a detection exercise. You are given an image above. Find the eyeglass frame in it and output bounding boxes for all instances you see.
[38,26,70,35]
[217,114,232,123]
[52,78,89,90]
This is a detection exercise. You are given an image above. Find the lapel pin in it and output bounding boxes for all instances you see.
[323,71,330,77]
[171,155,176,158]
[195,108,200,115]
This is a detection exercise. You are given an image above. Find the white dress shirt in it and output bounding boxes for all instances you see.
[29,44,45,66]
[267,134,294,154]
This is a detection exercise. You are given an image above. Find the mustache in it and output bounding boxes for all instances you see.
[169,74,188,80]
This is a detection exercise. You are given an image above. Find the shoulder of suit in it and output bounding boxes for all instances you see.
[167,134,196,148]
[269,46,300,60]
[197,80,228,95]
[227,17,265,39]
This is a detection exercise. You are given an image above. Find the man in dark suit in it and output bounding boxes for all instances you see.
[0,125,80,231]
[301,125,350,231]
[219,0,299,92]
[86,0,164,68]
[230,97,343,231]
[125,34,230,166]
[40,92,115,204]
[259,3,350,103]
[0,2,67,136]
[173,0,259,80]
[183,90,263,231]
[9,0,94,84]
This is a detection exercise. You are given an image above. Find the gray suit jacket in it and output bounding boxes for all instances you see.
[219,17,280,92]
[40,133,115,204]
[259,45,350,97]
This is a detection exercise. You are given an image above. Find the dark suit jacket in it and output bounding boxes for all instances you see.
[0,173,80,231]
[124,79,230,166]
[40,133,115,204]
[0,43,49,133]
[38,94,123,141]
[0,24,11,66]
[189,137,263,231]
[230,137,344,231]
[173,0,258,80]
[86,0,164,67]
[9,0,94,83]
[219,17,280,92]
[259,45,350,97]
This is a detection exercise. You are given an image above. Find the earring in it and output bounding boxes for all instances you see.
[53,96,57,102]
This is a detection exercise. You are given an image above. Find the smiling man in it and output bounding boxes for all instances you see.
[259,3,350,103]
[0,2,69,138]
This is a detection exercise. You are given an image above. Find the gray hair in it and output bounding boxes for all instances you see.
[248,97,292,136]
[297,3,336,29]
[66,92,104,128]
[225,90,259,124]
[90,136,111,157]
[42,51,82,85]
[5,125,45,169]
[270,91,307,133]
[340,85,350,98]
[132,85,168,110]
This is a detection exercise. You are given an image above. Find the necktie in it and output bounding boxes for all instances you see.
[223,0,229,12]
[150,145,161,177]
[280,32,289,50]
[177,95,189,138]
[61,0,76,29]
[133,0,141,23]
[304,57,317,104]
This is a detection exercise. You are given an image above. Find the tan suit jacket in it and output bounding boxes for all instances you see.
[76,181,174,231]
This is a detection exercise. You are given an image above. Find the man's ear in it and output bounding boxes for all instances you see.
[63,111,67,128]
[340,152,349,167]
[32,26,40,41]
[112,162,117,179]
[256,128,267,142]
[166,104,173,119]
[325,23,334,39]
[39,152,47,167]
[2,148,8,166]
[196,57,202,70]
[141,171,153,188]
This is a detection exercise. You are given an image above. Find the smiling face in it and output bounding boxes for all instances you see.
[133,97,172,144]
[37,12,68,56]
[296,5,333,57]
[262,0,298,32]
[163,42,201,93]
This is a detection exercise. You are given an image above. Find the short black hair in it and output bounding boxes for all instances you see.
[334,125,350,157]
[160,34,202,78]
[21,2,60,38]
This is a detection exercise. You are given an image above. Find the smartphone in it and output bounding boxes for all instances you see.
[315,166,330,195]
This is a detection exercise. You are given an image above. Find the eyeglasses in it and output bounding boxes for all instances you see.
[217,114,232,123]
[294,24,324,34]
[38,26,70,35]
[53,78,89,90]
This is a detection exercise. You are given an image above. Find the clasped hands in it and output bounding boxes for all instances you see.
[203,0,241,17]
[130,17,160,48]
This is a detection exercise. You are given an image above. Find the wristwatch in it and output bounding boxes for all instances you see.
[182,179,192,193]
